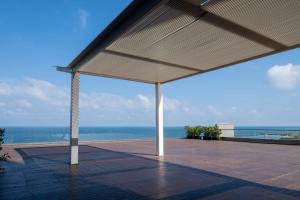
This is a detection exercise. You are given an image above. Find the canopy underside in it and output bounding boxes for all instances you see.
[66,0,300,84]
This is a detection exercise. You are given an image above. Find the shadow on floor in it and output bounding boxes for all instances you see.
[0,145,299,200]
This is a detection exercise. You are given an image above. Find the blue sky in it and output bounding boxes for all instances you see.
[1,0,300,127]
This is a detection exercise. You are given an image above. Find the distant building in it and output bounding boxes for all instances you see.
[217,123,234,138]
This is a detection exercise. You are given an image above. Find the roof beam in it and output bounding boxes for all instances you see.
[103,50,202,72]
[57,66,156,84]
[56,66,156,84]
[56,66,73,73]
[167,0,287,50]
[78,71,156,84]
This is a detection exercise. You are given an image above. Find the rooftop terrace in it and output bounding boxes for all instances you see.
[1,139,300,199]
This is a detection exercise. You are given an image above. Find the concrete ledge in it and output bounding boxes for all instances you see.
[221,137,300,145]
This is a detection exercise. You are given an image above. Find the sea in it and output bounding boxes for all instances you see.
[2,126,300,144]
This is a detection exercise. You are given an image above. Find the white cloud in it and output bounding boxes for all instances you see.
[81,92,134,110]
[0,109,29,118]
[0,78,69,107]
[78,9,89,28]
[137,94,153,109]
[24,79,52,101]
[0,78,146,113]
[249,109,259,115]
[207,105,223,116]
[231,106,237,111]
[23,78,69,106]
[0,82,13,96]
[137,94,223,116]
[164,98,182,112]
[136,94,190,112]
[267,63,300,89]
[14,99,32,108]
[182,106,191,112]
[0,78,241,125]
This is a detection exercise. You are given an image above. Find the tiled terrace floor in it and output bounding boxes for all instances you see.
[0,139,300,199]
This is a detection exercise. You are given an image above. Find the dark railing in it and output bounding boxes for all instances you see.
[222,128,300,140]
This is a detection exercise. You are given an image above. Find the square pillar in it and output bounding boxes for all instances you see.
[155,83,164,156]
[70,72,80,165]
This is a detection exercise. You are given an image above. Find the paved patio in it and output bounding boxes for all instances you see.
[1,139,300,199]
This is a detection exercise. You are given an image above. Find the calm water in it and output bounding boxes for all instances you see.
[3,127,184,144]
[2,126,300,144]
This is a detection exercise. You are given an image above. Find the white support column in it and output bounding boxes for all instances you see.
[70,72,80,165]
[155,83,164,156]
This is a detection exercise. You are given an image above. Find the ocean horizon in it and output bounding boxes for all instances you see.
[2,126,300,144]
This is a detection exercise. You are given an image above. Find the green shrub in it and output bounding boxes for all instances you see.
[184,125,201,139]
[185,125,221,140]
[203,125,221,140]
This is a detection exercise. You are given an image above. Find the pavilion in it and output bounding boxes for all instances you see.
[57,0,300,165]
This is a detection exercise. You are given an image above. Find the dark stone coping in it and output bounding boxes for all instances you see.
[221,137,300,145]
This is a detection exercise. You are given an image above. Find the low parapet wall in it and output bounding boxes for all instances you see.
[221,137,300,145]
